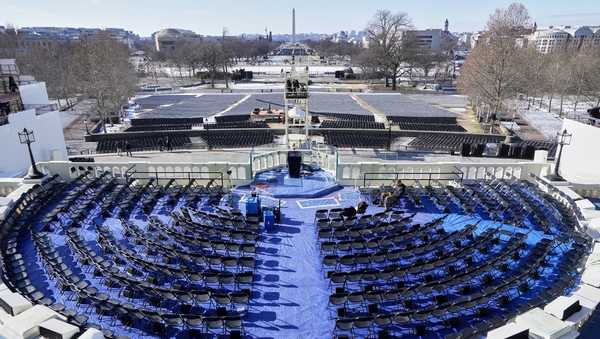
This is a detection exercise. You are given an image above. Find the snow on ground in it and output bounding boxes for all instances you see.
[160,65,352,77]
[516,97,599,139]
[521,110,562,140]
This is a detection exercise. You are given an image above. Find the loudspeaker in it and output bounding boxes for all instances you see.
[461,143,471,157]
[287,151,302,178]
[509,145,522,158]
[471,144,484,157]
[498,143,510,158]
[522,145,536,159]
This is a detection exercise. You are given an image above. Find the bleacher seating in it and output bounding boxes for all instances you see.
[202,130,274,148]
[214,115,251,124]
[408,133,506,152]
[96,135,191,153]
[204,121,268,130]
[124,124,192,132]
[324,130,390,148]
[395,122,466,132]
[0,172,258,338]
[388,116,458,125]
[320,120,385,130]
[314,113,376,122]
[130,117,204,126]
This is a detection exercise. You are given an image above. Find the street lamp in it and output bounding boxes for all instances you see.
[18,128,45,179]
[387,123,392,151]
[552,129,573,180]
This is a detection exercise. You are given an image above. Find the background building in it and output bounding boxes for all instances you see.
[525,25,600,54]
[152,28,203,52]
[0,59,67,177]
[13,26,139,49]
[406,20,457,51]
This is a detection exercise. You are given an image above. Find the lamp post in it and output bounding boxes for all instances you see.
[18,128,45,179]
[387,123,392,151]
[553,129,572,179]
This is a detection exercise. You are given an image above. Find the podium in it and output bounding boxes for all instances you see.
[287,151,302,178]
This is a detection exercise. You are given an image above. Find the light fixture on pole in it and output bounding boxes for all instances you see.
[18,128,45,179]
[552,129,572,180]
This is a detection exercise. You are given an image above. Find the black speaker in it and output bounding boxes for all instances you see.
[522,145,535,159]
[287,151,302,178]
[498,143,510,158]
[461,143,471,157]
[471,143,484,157]
[509,146,522,159]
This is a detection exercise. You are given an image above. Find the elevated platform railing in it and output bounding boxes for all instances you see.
[362,170,464,187]
[338,161,550,187]
[250,144,338,178]
[37,160,252,188]
[125,167,224,187]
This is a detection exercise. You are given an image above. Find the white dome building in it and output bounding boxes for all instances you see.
[153,28,201,52]
[527,25,600,54]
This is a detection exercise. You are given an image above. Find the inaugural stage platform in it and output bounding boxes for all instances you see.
[251,166,341,198]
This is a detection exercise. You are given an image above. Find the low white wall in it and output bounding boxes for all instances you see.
[337,161,550,186]
[0,110,68,177]
[18,82,49,106]
[39,161,253,188]
[560,119,600,185]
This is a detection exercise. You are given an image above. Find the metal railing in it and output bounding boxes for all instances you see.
[125,167,224,187]
[362,170,464,187]
[529,173,587,222]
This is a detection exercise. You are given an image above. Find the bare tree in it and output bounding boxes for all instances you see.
[567,51,599,115]
[584,49,600,107]
[305,39,363,58]
[18,42,79,110]
[411,49,443,80]
[517,47,547,109]
[181,42,203,79]
[458,3,531,116]
[167,42,190,80]
[353,48,381,80]
[73,33,137,133]
[487,2,532,35]
[543,51,571,113]
[199,42,227,88]
[365,10,413,90]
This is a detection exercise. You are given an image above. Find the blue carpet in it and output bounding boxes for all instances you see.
[17,178,580,338]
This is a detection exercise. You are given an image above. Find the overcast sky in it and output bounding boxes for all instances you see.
[3,0,600,36]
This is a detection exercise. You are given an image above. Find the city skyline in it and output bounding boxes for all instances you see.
[2,0,600,37]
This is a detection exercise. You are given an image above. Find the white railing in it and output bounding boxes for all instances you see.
[311,142,337,175]
[250,144,339,176]
[38,161,253,187]
[251,150,287,176]
[337,161,551,187]
[38,155,552,190]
